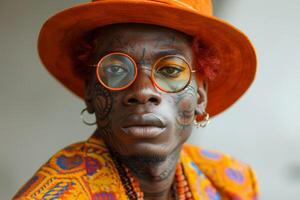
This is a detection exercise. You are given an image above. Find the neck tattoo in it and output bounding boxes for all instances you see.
[110,151,193,200]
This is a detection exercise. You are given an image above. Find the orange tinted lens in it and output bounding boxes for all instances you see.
[97,54,137,90]
[153,56,191,92]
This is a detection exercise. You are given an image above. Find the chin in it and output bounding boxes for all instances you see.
[126,154,167,164]
[115,148,168,166]
[121,140,179,161]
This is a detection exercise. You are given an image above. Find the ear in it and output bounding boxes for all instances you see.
[84,79,95,114]
[195,81,207,115]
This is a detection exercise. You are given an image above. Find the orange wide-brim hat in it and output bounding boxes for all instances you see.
[38,0,257,119]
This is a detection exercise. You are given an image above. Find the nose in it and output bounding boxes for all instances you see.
[123,69,161,106]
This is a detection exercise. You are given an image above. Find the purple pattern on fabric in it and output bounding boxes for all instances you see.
[85,156,101,176]
[93,192,116,200]
[56,155,83,170]
[205,185,221,200]
[225,168,245,184]
[201,149,221,160]
[42,182,74,199]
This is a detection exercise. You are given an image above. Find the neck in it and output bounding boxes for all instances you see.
[112,146,182,200]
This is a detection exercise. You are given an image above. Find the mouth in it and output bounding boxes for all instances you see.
[122,126,166,138]
[121,113,167,138]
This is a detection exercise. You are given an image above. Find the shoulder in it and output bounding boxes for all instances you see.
[13,142,90,200]
[183,143,259,199]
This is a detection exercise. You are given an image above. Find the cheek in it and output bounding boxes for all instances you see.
[94,95,112,120]
[175,92,197,126]
[92,84,114,127]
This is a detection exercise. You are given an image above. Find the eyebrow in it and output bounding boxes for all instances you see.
[155,49,185,58]
[96,49,188,64]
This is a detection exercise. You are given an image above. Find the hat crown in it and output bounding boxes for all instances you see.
[91,0,212,15]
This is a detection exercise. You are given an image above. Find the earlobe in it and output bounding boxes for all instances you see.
[85,100,95,114]
[84,79,95,114]
[195,84,207,115]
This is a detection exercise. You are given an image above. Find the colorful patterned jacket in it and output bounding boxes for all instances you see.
[13,133,259,200]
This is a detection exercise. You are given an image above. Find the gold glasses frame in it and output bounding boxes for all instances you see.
[90,52,197,93]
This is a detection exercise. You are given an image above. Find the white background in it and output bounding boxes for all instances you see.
[0,0,299,199]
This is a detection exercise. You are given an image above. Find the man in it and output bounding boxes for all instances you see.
[14,0,258,199]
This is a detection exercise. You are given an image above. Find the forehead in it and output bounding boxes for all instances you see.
[91,23,193,61]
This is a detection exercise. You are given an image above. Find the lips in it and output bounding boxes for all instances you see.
[121,113,167,138]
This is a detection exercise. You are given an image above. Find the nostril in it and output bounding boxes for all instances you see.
[126,97,159,105]
[128,98,139,104]
[149,97,158,103]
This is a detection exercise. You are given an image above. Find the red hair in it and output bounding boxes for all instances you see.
[72,31,96,80]
[192,36,220,81]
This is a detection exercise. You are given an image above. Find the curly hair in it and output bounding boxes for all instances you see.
[192,35,220,81]
[72,31,220,82]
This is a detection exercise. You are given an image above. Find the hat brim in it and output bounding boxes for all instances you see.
[38,0,257,118]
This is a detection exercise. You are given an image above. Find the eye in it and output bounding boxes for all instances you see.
[156,65,184,78]
[105,65,128,75]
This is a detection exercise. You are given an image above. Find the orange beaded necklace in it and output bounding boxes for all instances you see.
[109,147,193,200]
[121,163,193,200]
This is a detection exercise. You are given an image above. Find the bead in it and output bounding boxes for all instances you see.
[186,192,192,198]
[178,196,185,200]
[178,187,185,192]
[112,159,194,200]
[177,181,186,187]
[177,176,185,182]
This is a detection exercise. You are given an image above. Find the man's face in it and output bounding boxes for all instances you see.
[85,23,206,160]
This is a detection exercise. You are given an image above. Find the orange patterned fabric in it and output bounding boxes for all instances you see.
[13,133,259,200]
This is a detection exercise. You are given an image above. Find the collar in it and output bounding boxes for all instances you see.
[83,132,220,199]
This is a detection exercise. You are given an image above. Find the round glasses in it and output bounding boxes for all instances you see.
[94,52,196,93]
